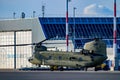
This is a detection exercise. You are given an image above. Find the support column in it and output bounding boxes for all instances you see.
[73,7,76,52]
[113,0,119,70]
[66,0,69,52]
[14,31,16,69]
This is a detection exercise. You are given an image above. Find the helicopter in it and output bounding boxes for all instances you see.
[28,38,107,71]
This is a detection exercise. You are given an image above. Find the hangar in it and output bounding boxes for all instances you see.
[0,17,120,69]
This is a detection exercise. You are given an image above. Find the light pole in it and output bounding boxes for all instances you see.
[113,0,118,70]
[42,5,45,18]
[14,31,16,69]
[13,12,16,19]
[73,7,76,52]
[66,0,71,52]
[33,11,36,18]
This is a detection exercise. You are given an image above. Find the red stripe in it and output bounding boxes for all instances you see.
[114,3,116,17]
[66,35,68,46]
[66,12,68,22]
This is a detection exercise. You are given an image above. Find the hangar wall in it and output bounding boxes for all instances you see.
[0,18,49,69]
[0,31,32,69]
[0,18,46,43]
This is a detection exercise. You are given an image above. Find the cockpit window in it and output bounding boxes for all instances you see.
[48,56,52,59]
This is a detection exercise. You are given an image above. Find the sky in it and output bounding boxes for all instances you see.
[0,0,120,19]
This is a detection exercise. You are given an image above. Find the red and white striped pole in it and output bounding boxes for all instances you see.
[113,0,118,70]
[66,0,69,52]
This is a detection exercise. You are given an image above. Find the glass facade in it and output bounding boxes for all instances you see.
[39,17,120,48]
[0,31,32,69]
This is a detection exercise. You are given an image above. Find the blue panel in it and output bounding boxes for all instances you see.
[38,17,120,49]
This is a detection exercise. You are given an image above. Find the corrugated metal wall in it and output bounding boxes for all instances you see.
[0,31,32,69]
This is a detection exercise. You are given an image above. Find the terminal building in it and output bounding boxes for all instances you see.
[0,17,120,69]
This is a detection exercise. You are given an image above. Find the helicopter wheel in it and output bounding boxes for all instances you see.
[50,66,58,71]
[50,66,54,71]
[59,66,64,71]
[84,67,88,71]
[79,67,87,71]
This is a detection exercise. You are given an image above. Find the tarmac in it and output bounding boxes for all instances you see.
[0,69,120,80]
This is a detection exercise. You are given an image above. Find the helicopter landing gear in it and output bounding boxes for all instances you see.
[79,67,88,71]
[50,66,64,71]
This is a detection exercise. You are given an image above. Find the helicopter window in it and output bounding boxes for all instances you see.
[82,50,89,55]
[48,56,52,59]
[78,58,83,61]
[81,49,89,55]
[58,56,62,60]
[69,57,77,61]
[94,43,98,46]
[39,55,43,59]
[91,56,94,61]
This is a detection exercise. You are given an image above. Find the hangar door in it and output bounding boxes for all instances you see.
[0,31,32,69]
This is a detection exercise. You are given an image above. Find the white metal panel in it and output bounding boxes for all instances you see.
[0,19,33,31]
[0,18,46,43]
[31,18,46,43]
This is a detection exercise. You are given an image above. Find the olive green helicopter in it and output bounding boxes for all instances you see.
[28,38,107,71]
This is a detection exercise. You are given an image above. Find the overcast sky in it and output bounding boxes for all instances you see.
[0,0,120,19]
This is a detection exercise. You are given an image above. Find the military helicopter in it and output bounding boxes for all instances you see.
[28,38,107,71]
